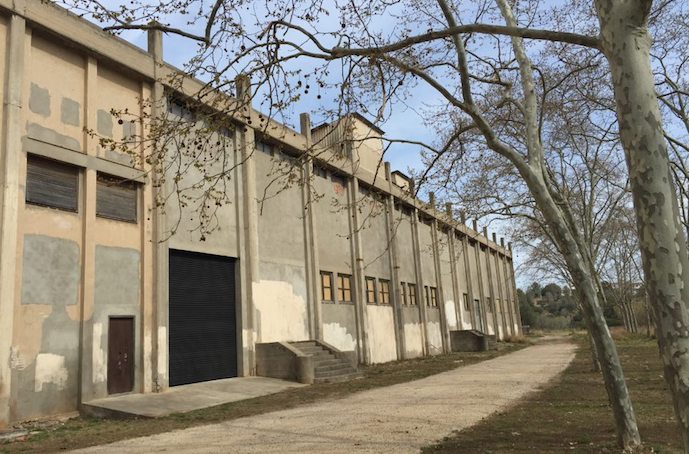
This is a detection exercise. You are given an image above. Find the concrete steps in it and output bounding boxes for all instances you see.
[290,341,362,384]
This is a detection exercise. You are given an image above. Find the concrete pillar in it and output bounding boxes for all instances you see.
[500,251,516,337]
[0,13,25,428]
[446,203,463,330]
[411,208,430,354]
[430,219,450,352]
[77,57,98,406]
[236,74,259,374]
[508,254,523,335]
[300,113,322,341]
[385,162,406,359]
[460,212,475,331]
[472,235,490,335]
[483,228,499,338]
[348,177,370,364]
[148,29,171,390]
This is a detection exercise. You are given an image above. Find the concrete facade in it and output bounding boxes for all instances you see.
[0,1,521,428]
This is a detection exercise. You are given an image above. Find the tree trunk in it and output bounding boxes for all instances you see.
[589,332,602,372]
[516,170,641,449]
[597,1,689,449]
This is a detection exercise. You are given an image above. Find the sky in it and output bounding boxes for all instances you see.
[83,0,534,287]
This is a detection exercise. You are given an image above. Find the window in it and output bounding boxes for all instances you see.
[96,173,138,222]
[313,163,328,178]
[379,280,390,304]
[337,274,352,303]
[26,155,79,212]
[365,277,377,304]
[425,286,430,307]
[463,293,470,311]
[256,140,274,155]
[408,284,417,305]
[321,271,333,302]
[430,287,438,307]
[486,297,493,313]
[401,282,407,305]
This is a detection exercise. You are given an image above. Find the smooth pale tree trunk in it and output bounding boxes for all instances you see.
[597,1,689,449]
[589,332,602,372]
[516,170,641,449]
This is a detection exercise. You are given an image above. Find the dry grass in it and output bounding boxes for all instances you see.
[423,333,680,453]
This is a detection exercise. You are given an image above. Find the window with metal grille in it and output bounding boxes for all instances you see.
[486,297,493,312]
[463,293,470,311]
[26,155,79,212]
[97,173,138,222]
[320,271,333,302]
[408,283,417,305]
[401,282,407,305]
[379,280,390,304]
[256,140,274,156]
[365,277,377,304]
[337,274,352,303]
[425,286,430,307]
[430,287,438,307]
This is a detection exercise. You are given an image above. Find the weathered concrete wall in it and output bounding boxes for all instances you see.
[254,149,309,343]
[401,306,423,358]
[13,234,81,421]
[393,207,416,284]
[426,309,443,355]
[418,220,436,289]
[365,305,397,363]
[478,246,495,336]
[322,303,357,352]
[313,172,351,273]
[27,34,85,153]
[453,234,472,330]
[437,230,457,330]
[359,191,391,279]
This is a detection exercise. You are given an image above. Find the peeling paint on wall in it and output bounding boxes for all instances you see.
[323,322,357,351]
[403,323,424,357]
[445,300,458,330]
[9,346,27,370]
[426,321,443,355]
[92,323,106,384]
[34,353,68,392]
[21,235,80,306]
[254,280,309,342]
[157,327,167,378]
[366,305,397,363]
[243,328,257,352]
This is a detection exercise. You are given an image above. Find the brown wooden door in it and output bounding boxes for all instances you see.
[108,317,134,394]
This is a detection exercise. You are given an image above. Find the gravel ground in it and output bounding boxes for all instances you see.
[73,339,576,454]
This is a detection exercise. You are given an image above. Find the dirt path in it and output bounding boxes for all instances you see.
[74,339,576,453]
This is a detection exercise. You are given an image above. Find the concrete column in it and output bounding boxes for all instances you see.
[385,163,405,360]
[492,234,509,338]
[77,57,98,406]
[148,29,171,390]
[348,177,369,364]
[446,203,463,331]
[236,74,259,374]
[139,76,156,393]
[472,221,489,334]
[430,217,450,352]
[482,228,499,338]
[507,244,523,334]
[300,113,322,340]
[460,213,475,331]
[500,247,516,337]
[0,13,26,428]
[411,208,430,354]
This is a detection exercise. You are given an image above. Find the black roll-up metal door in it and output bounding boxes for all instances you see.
[169,249,238,386]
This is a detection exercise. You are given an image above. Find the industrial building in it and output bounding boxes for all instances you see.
[0,1,521,427]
